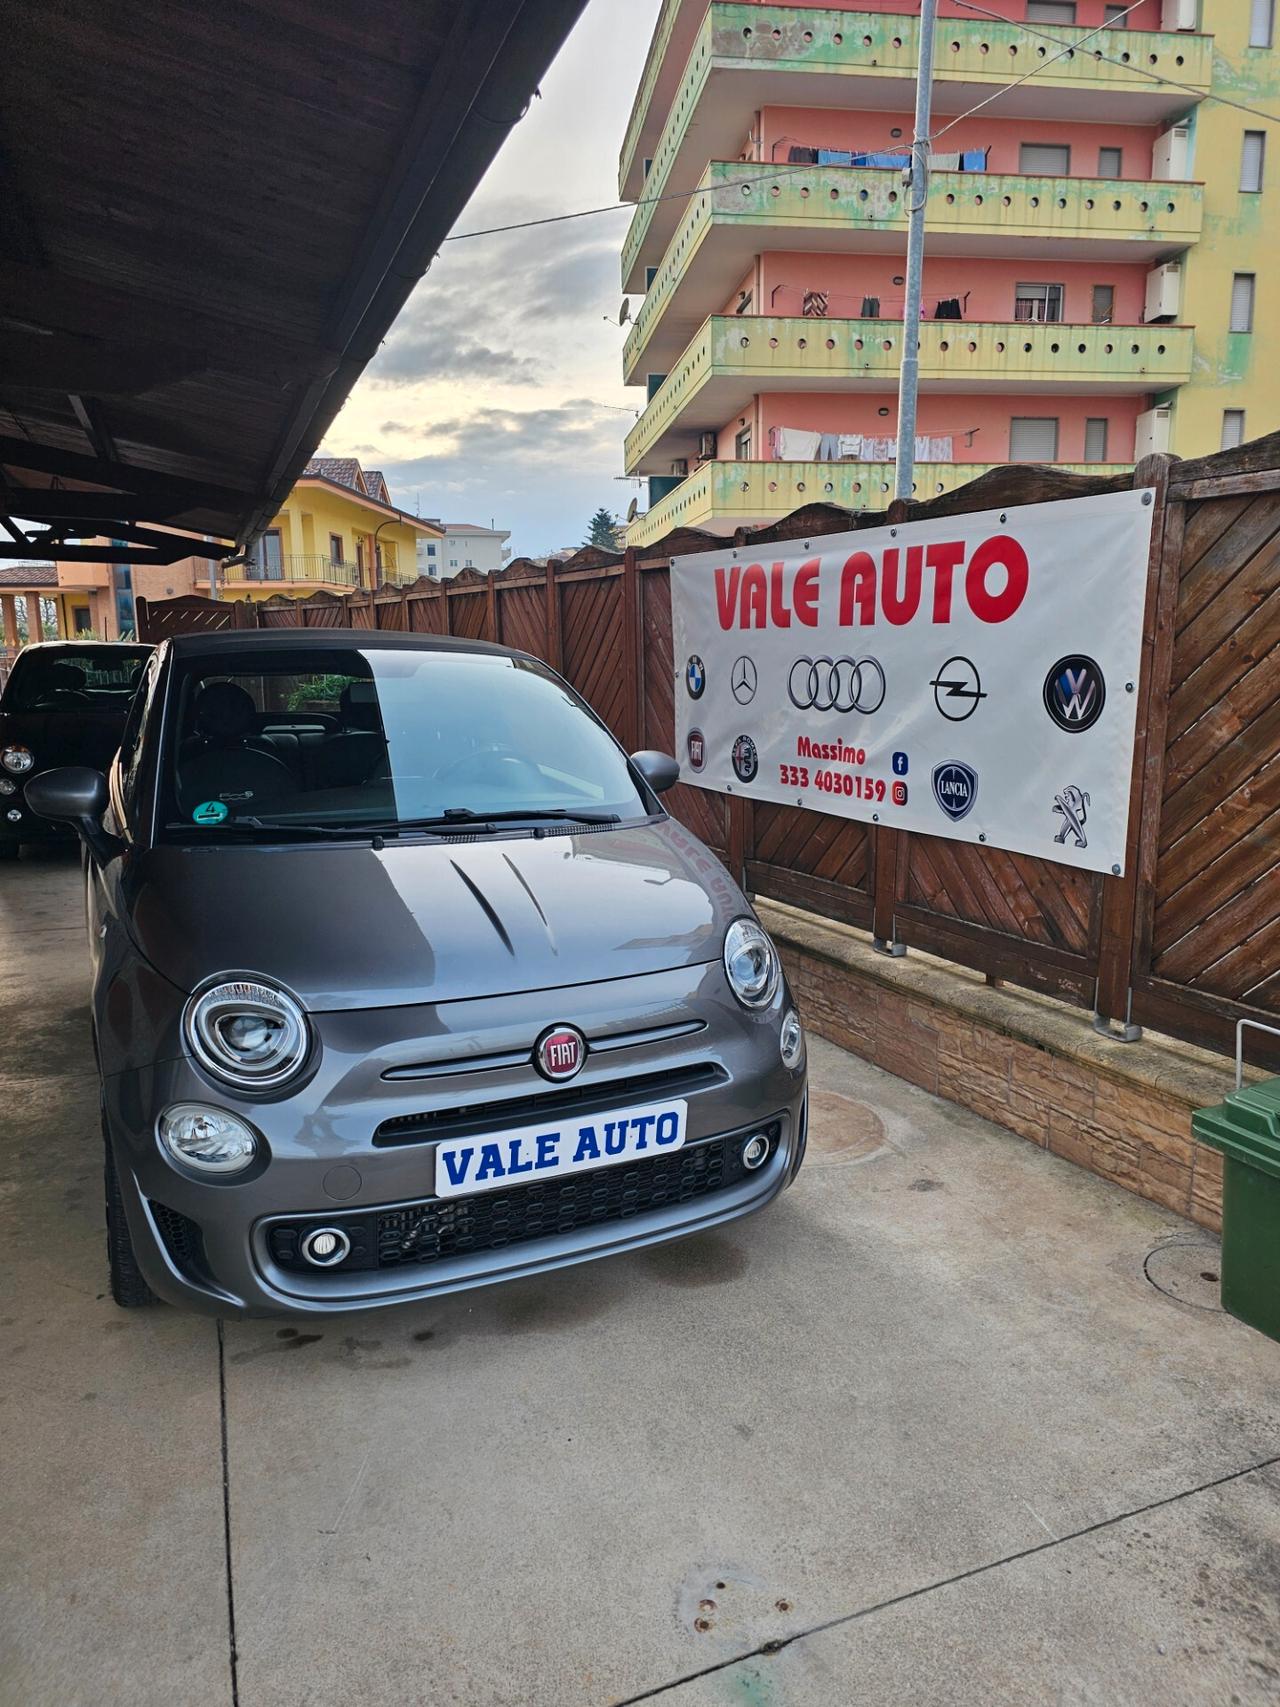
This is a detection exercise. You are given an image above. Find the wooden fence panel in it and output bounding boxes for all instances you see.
[561,573,627,737]
[408,589,447,634]
[447,588,490,641]
[499,582,550,658]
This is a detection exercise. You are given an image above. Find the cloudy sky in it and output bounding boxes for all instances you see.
[323,0,657,557]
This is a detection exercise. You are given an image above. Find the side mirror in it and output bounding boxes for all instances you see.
[630,749,680,794]
[25,766,120,863]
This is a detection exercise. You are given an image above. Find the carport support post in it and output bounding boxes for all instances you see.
[893,0,938,504]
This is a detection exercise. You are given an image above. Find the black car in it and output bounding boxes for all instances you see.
[0,641,153,857]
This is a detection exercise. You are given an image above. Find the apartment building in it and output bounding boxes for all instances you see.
[621,0,1277,545]
[416,522,514,578]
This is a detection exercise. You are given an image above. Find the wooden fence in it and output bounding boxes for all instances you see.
[138,434,1280,1066]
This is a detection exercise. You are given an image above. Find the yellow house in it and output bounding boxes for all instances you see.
[214,458,442,600]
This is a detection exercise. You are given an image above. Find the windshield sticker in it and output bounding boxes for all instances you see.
[192,800,229,826]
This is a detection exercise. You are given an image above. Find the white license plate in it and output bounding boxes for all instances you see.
[433,1098,689,1200]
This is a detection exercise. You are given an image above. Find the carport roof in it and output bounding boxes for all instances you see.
[1,0,586,566]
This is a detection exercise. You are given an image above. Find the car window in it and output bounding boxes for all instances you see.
[160,647,649,838]
[0,647,152,713]
[118,650,164,818]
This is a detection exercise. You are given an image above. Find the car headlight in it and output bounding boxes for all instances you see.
[158,1104,259,1174]
[780,1008,805,1070]
[723,917,780,1009]
[183,977,310,1090]
[2,745,34,775]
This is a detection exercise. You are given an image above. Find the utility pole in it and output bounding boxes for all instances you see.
[894,0,939,504]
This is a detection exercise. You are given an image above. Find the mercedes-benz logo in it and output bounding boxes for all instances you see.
[730,656,757,705]
[787,655,885,714]
[931,656,987,721]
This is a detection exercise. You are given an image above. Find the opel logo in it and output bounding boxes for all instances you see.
[730,655,757,705]
[787,655,885,714]
[534,1023,585,1082]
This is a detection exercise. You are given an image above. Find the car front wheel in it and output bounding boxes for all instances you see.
[103,1113,157,1309]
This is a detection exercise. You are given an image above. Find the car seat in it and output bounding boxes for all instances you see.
[178,681,296,811]
[308,681,387,790]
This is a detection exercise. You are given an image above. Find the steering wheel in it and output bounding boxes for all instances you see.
[434,745,544,788]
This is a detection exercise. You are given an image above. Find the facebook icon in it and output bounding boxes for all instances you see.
[892,751,909,776]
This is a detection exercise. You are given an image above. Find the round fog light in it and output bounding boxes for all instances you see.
[301,1227,351,1267]
[5,808,20,823]
[0,778,15,795]
[158,1104,258,1174]
[742,1133,771,1171]
[780,1007,805,1069]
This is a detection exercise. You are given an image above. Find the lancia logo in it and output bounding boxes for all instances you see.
[535,1024,585,1082]
[932,760,978,822]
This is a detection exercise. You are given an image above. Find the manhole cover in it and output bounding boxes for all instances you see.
[1143,1236,1224,1312]
[806,1089,887,1163]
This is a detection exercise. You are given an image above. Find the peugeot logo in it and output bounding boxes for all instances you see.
[730,655,758,705]
[1044,655,1105,733]
[535,1024,585,1082]
[931,656,987,721]
[787,655,885,714]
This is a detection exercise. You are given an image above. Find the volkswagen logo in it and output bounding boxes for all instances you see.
[535,1023,585,1082]
[1043,655,1105,733]
[787,655,885,714]
[730,655,758,705]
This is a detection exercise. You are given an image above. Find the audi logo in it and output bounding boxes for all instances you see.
[787,655,886,714]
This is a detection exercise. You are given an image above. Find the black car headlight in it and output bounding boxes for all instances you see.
[723,917,780,1009]
[183,976,310,1090]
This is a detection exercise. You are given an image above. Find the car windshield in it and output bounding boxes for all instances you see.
[1,647,152,713]
[161,646,650,839]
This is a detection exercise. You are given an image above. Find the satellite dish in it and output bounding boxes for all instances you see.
[626,497,638,522]
[619,299,632,326]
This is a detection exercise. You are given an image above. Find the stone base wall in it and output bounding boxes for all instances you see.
[760,902,1230,1232]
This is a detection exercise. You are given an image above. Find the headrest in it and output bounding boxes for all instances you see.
[194,681,256,742]
[45,663,86,692]
[339,680,380,731]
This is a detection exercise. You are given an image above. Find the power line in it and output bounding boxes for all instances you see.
[932,0,1146,141]
[951,0,1280,129]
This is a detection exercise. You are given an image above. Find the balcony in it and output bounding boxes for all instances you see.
[621,3,1211,280]
[627,454,1131,547]
[625,315,1193,474]
[624,161,1202,380]
[219,554,360,590]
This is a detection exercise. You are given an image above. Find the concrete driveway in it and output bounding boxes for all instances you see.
[3,849,1278,1707]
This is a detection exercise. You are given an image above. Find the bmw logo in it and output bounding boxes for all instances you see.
[685,655,706,699]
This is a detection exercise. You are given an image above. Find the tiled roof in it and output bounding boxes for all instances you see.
[0,563,57,587]
[303,456,364,491]
[363,469,391,505]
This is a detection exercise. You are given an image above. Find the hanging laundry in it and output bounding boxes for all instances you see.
[934,298,963,319]
[961,149,988,172]
[930,151,961,171]
[924,436,954,461]
[777,428,822,460]
[816,434,842,462]
[863,436,896,461]
[818,148,854,167]
[802,290,829,318]
[768,427,781,460]
[788,145,818,163]
[860,296,881,317]
[838,434,863,459]
[865,151,911,169]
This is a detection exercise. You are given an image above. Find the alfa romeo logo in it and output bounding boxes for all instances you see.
[787,655,885,714]
[731,734,758,783]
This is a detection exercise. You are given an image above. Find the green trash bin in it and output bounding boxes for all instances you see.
[1192,1077,1280,1345]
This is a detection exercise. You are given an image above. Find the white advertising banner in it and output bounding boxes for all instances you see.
[671,489,1154,875]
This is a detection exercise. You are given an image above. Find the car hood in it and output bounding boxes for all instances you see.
[0,708,128,773]
[124,819,745,1011]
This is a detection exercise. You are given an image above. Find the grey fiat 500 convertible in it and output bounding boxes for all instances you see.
[29,630,806,1316]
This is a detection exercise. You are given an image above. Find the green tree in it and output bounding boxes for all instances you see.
[584,507,619,550]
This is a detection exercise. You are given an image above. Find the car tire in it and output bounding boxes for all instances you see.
[103,1114,158,1309]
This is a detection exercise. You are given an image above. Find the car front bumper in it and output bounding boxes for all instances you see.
[102,960,807,1317]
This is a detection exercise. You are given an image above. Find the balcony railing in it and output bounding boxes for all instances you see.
[221,554,360,588]
[625,315,1193,472]
[627,455,1131,547]
[623,161,1203,379]
[620,3,1211,279]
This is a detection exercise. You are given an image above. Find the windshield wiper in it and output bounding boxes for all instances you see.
[355,807,623,836]
[165,818,357,840]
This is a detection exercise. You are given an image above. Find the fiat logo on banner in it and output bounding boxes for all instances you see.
[535,1024,586,1082]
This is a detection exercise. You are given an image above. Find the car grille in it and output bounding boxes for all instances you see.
[150,1200,208,1281]
[372,1062,725,1148]
[266,1122,779,1277]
